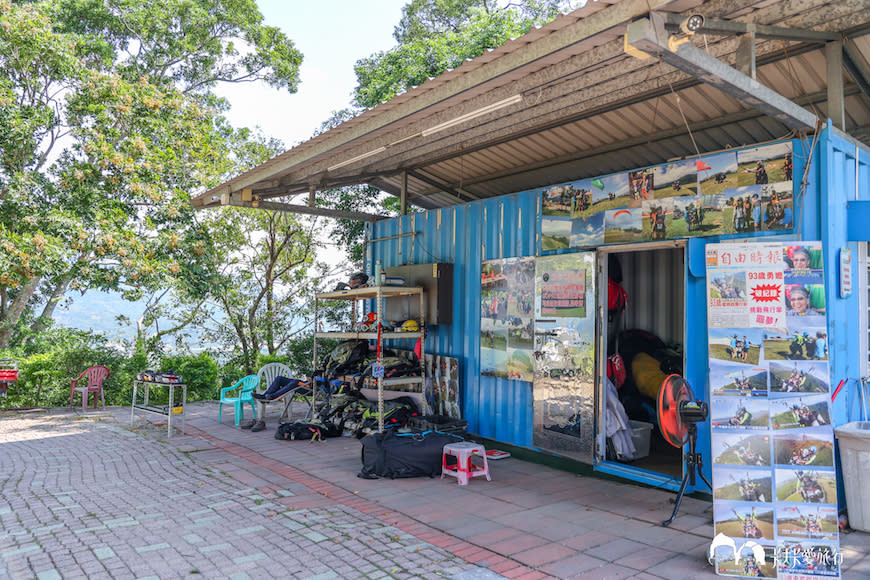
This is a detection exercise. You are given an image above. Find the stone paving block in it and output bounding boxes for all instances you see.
[232,552,267,565]
[93,547,115,560]
[135,542,170,554]
[2,407,866,580]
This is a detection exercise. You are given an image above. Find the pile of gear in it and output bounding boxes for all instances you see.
[136,370,183,384]
[333,271,370,291]
[271,338,463,442]
[353,314,419,334]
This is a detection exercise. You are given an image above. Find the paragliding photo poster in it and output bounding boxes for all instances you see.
[539,140,794,253]
[479,257,536,381]
[706,241,841,579]
[531,252,596,464]
[536,254,587,318]
[504,257,536,381]
[480,259,508,379]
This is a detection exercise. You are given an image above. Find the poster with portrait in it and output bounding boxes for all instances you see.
[707,241,840,579]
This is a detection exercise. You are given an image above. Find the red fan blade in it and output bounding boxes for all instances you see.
[657,374,694,448]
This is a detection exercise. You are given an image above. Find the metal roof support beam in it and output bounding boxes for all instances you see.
[218,195,382,222]
[400,171,408,215]
[406,170,470,205]
[827,41,846,130]
[735,32,756,79]
[844,39,870,102]
[626,13,818,130]
[662,13,839,43]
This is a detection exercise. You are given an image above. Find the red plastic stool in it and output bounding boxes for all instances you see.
[441,441,491,485]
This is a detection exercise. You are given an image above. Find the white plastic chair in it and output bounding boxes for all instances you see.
[256,363,311,421]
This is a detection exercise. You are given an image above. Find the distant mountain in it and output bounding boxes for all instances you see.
[55,291,215,353]
[55,290,140,339]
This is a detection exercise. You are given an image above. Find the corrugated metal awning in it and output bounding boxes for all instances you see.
[192,0,870,217]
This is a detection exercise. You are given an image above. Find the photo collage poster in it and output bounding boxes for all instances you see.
[480,257,536,381]
[706,242,840,579]
[423,354,461,419]
[541,140,794,251]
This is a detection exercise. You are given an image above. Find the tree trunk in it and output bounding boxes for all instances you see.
[0,275,41,349]
[266,285,275,355]
[31,273,73,334]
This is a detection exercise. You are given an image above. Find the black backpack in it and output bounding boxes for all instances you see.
[317,340,370,378]
[274,421,342,441]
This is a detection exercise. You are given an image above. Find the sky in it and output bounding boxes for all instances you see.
[216,0,409,147]
[56,1,409,338]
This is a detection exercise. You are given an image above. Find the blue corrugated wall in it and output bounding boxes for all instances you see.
[368,192,539,447]
[368,130,870,469]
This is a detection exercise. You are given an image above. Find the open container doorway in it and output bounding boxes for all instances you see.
[596,243,687,490]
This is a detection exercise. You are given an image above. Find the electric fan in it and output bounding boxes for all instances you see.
[657,374,712,526]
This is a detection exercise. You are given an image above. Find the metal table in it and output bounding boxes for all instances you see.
[130,380,187,436]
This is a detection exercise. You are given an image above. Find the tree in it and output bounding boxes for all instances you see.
[0,0,303,349]
[198,203,348,375]
[354,0,575,109]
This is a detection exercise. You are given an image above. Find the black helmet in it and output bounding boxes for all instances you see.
[348,272,369,289]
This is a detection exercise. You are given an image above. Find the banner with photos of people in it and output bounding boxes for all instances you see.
[480,257,536,381]
[541,140,794,251]
[706,242,840,579]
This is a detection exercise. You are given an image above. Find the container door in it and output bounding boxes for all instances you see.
[533,252,597,464]
[592,244,687,491]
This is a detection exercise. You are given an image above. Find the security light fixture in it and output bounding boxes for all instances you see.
[680,14,705,35]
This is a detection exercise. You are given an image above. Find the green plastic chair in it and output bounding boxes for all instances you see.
[218,375,259,425]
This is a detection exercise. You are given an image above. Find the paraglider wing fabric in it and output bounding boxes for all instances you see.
[631,352,668,399]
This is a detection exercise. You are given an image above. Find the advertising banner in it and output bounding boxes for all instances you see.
[542,140,794,250]
[706,242,840,579]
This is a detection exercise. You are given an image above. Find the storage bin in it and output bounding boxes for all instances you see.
[629,420,653,459]
[835,421,870,532]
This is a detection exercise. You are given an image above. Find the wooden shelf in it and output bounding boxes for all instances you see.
[316,286,423,300]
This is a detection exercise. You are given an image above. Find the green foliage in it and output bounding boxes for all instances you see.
[0,0,304,349]
[354,1,569,109]
[160,351,219,401]
[257,353,288,367]
[2,326,128,407]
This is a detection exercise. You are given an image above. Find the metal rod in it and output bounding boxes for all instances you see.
[369,232,417,243]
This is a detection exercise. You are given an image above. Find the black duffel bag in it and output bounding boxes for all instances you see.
[358,430,464,479]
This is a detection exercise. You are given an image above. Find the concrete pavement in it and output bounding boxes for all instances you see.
[0,403,867,579]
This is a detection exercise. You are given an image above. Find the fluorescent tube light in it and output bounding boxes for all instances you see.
[327,146,386,171]
[326,94,522,172]
[422,94,523,137]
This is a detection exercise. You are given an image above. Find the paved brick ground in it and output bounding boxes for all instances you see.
[0,410,480,580]
[1,404,868,579]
